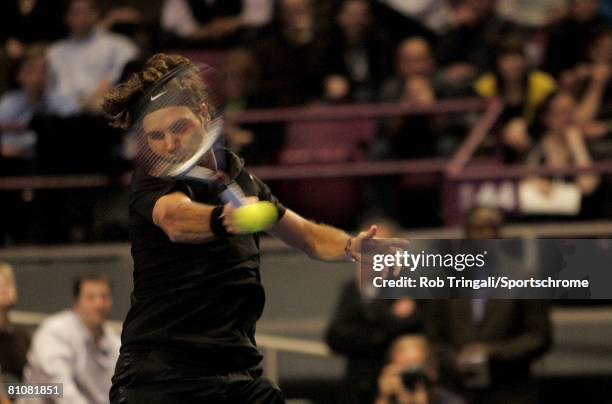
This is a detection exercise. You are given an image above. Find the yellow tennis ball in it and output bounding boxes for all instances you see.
[232,201,279,233]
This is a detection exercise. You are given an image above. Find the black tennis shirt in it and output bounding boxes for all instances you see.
[121,150,286,375]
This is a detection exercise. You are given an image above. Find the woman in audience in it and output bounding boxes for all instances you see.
[522,91,602,218]
[567,28,612,145]
[473,36,556,162]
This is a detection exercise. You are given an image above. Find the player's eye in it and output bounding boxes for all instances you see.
[147,131,164,141]
[169,118,193,134]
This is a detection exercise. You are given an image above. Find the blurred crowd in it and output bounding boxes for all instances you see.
[1,0,612,244]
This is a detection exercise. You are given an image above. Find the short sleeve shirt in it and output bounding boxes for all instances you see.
[122,150,285,374]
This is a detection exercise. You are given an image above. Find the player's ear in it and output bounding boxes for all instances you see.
[199,103,211,123]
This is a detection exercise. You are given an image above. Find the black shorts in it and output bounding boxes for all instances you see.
[110,352,285,404]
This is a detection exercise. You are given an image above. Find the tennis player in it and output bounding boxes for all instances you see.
[102,53,377,404]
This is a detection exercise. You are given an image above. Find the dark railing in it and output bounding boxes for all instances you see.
[1,98,610,225]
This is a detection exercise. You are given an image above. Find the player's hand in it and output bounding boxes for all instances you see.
[348,225,378,262]
[221,197,259,234]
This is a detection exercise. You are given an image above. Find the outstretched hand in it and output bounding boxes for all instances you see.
[348,225,378,262]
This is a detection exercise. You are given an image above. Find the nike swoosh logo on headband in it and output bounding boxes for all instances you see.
[150,91,167,101]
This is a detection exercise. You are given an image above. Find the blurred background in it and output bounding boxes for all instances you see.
[0,0,611,403]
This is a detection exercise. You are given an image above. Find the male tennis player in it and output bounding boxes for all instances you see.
[102,53,377,404]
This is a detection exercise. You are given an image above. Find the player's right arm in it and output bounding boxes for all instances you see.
[152,191,217,243]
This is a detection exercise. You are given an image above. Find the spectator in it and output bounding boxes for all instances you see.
[426,206,552,404]
[21,274,120,404]
[544,0,611,78]
[46,0,138,115]
[219,48,281,164]
[522,91,602,218]
[0,263,30,382]
[0,45,76,167]
[254,0,327,106]
[473,36,556,162]
[321,0,393,102]
[326,220,424,404]
[569,28,612,138]
[368,37,462,226]
[436,0,520,85]
[218,48,283,165]
[377,37,440,158]
[160,0,243,47]
[375,335,466,404]
[427,226,549,401]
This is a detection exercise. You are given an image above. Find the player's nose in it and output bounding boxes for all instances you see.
[164,132,180,152]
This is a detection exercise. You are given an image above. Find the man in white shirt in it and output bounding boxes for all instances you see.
[20,274,120,404]
[46,0,138,115]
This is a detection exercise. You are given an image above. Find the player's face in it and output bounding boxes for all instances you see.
[143,106,204,164]
[74,281,112,330]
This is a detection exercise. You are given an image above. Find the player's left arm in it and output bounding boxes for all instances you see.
[267,209,377,262]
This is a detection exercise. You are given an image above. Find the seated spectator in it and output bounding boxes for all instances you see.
[326,220,424,404]
[426,206,552,404]
[0,263,30,382]
[254,0,327,106]
[0,45,76,167]
[369,38,462,226]
[568,28,612,137]
[522,91,603,218]
[321,0,393,102]
[473,36,556,162]
[46,0,138,115]
[375,335,466,404]
[374,37,460,158]
[544,0,611,78]
[378,37,455,158]
[436,0,520,85]
[160,0,243,48]
[426,299,550,404]
[220,48,283,164]
[21,274,120,404]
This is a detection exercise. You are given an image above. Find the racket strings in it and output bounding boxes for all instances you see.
[130,64,223,179]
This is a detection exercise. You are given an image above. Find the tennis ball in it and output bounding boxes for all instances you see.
[232,201,279,233]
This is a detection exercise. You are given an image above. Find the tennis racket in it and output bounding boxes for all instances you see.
[122,60,279,233]
[127,62,245,206]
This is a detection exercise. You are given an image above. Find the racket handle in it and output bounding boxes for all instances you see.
[219,182,245,207]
